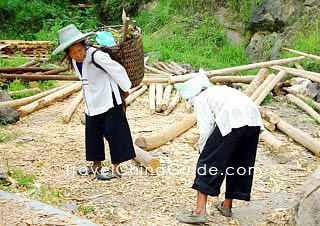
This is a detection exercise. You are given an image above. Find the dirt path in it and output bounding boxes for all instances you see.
[0,88,319,226]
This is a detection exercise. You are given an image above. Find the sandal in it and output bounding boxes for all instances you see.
[216,201,232,217]
[95,168,122,181]
[176,211,207,224]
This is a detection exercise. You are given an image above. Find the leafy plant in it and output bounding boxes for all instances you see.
[0,131,18,142]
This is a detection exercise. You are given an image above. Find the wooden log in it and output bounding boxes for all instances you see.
[164,92,181,115]
[277,119,320,156]
[133,144,160,174]
[144,56,149,65]
[149,83,156,115]
[263,119,276,131]
[255,70,287,105]
[17,82,82,117]
[294,63,305,70]
[244,68,269,96]
[17,60,38,68]
[210,75,255,84]
[170,61,188,74]
[160,62,181,75]
[271,65,320,83]
[259,107,280,124]
[135,113,197,150]
[167,62,185,74]
[144,65,172,76]
[0,67,51,73]
[142,76,168,84]
[153,62,172,74]
[283,87,320,112]
[161,85,173,111]
[41,67,69,75]
[8,88,41,96]
[286,94,320,123]
[128,84,143,94]
[259,130,287,152]
[250,74,276,101]
[125,85,148,105]
[282,47,320,61]
[155,83,163,113]
[0,73,78,81]
[0,83,72,109]
[61,90,83,124]
[184,101,194,113]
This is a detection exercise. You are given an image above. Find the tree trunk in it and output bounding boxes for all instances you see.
[210,75,255,84]
[243,68,269,96]
[250,74,276,101]
[135,113,197,150]
[277,119,320,156]
[17,82,82,117]
[134,144,160,174]
[259,130,287,152]
[161,85,173,111]
[61,90,83,124]
[0,73,78,81]
[271,65,320,83]
[149,83,156,115]
[282,47,320,61]
[0,84,72,109]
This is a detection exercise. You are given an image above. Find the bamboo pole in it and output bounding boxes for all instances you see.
[0,83,72,109]
[259,130,287,152]
[125,85,148,105]
[161,85,173,111]
[133,144,160,174]
[254,70,287,105]
[282,47,320,61]
[164,93,181,115]
[243,68,269,96]
[61,90,83,124]
[271,65,320,83]
[17,82,82,117]
[149,83,156,115]
[277,119,320,156]
[286,94,320,123]
[135,113,197,150]
[155,83,163,113]
[250,74,276,101]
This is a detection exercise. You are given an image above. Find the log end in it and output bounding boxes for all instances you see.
[135,137,148,150]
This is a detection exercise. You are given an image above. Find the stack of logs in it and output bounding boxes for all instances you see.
[1,47,320,173]
[0,40,52,59]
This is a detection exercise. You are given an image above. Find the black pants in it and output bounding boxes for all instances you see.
[85,101,136,164]
[192,125,260,201]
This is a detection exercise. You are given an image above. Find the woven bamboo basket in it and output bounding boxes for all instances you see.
[97,27,144,88]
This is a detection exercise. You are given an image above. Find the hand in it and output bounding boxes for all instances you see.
[122,91,129,99]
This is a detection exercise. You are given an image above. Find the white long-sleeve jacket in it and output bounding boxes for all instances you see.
[73,47,131,116]
[193,86,264,152]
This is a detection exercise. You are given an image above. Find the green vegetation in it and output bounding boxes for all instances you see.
[0,131,18,142]
[78,205,95,213]
[39,184,65,205]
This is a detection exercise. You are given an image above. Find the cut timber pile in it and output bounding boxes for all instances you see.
[0,40,52,59]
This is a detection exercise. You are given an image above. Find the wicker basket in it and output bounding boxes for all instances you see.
[98,28,144,88]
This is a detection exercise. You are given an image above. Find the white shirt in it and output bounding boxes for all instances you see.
[193,86,264,152]
[73,47,132,116]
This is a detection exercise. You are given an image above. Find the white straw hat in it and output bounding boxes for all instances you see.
[52,24,95,55]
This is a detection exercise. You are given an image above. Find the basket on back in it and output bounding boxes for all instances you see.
[97,26,144,88]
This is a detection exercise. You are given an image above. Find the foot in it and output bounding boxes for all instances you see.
[77,166,98,175]
[176,211,207,224]
[95,168,122,180]
[217,201,232,217]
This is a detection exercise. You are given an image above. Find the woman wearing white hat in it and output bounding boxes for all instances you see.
[175,70,264,224]
[53,24,136,180]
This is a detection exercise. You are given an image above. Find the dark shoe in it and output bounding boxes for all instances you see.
[217,201,232,217]
[95,168,122,181]
[77,166,95,176]
[176,211,207,224]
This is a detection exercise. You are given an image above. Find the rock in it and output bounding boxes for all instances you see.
[247,0,303,33]
[245,32,281,62]
[0,106,20,124]
[0,90,12,102]
[294,166,320,226]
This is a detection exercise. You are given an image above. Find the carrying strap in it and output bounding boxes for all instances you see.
[91,49,127,112]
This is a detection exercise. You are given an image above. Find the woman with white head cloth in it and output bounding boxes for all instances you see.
[175,69,264,224]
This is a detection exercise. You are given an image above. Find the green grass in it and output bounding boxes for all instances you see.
[78,206,95,213]
[0,131,18,142]
[39,185,65,205]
